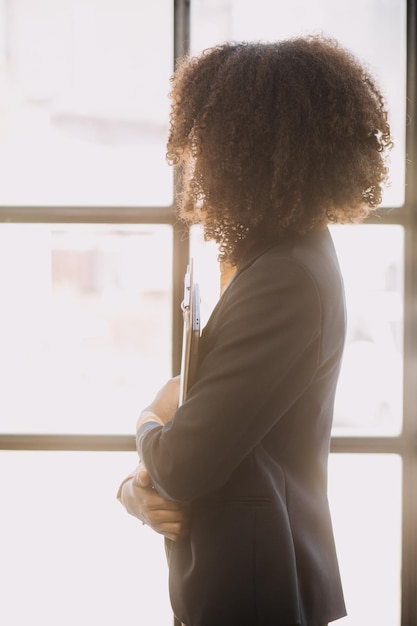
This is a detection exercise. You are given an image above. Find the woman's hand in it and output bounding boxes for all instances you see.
[118,462,190,542]
[120,378,187,541]
[137,376,181,430]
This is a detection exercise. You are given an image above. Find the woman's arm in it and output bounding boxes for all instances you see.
[117,377,191,541]
[137,254,322,502]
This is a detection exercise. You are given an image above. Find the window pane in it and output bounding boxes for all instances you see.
[0,0,173,206]
[191,0,406,207]
[331,225,404,436]
[0,451,172,626]
[328,454,402,626]
[0,224,172,434]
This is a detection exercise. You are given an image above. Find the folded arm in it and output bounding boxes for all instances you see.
[117,461,190,542]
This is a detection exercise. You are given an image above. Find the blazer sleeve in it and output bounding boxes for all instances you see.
[137,254,322,502]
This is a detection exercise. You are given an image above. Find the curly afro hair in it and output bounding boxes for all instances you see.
[167,36,392,264]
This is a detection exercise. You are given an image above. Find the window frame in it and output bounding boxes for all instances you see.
[0,0,416,623]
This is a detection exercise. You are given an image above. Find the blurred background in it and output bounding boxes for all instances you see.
[0,1,411,625]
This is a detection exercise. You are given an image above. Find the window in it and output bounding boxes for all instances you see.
[0,2,415,625]
[0,223,173,434]
[0,0,173,207]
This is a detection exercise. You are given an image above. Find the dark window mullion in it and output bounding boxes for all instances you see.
[399,2,417,623]
[0,433,135,451]
[172,0,192,376]
[0,205,176,224]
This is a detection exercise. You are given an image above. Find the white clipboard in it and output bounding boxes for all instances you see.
[178,260,201,406]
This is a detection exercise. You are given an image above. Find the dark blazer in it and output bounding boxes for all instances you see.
[137,228,347,626]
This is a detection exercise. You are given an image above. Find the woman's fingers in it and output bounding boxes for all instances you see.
[120,478,190,541]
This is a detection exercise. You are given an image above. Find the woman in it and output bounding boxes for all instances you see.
[119,36,391,626]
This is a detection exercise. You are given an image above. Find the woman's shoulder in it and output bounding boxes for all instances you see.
[236,228,338,282]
